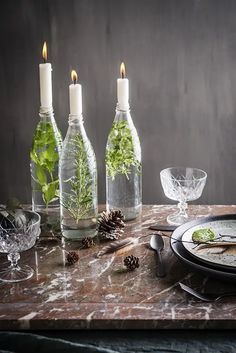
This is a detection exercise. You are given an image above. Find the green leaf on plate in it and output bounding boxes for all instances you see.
[192,228,216,243]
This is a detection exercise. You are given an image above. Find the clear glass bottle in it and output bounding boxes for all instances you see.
[30,107,62,221]
[106,105,142,220]
[59,114,98,240]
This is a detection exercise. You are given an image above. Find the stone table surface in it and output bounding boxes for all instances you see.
[1,205,236,330]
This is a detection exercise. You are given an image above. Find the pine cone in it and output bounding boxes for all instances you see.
[124,255,140,271]
[66,251,79,266]
[98,210,125,240]
[82,237,95,248]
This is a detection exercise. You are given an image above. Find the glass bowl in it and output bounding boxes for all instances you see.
[160,167,207,225]
[0,210,41,282]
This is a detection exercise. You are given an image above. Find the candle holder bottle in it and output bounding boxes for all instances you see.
[30,107,62,223]
[106,104,142,221]
[59,114,98,240]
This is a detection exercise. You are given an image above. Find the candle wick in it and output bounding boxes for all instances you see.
[73,79,76,85]
[43,58,46,64]
[121,72,125,79]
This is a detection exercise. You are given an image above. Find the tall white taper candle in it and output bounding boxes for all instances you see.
[69,70,82,116]
[39,42,52,109]
[117,62,129,110]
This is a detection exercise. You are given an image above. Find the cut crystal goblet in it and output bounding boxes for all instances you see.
[0,210,41,282]
[160,167,207,226]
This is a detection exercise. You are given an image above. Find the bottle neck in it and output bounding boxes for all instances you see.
[116,103,130,113]
[68,114,84,126]
[115,104,132,123]
[66,113,86,138]
[39,106,54,122]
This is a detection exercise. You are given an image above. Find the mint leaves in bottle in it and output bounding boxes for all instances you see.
[30,107,62,214]
[30,42,62,220]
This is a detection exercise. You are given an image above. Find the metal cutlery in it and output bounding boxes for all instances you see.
[149,224,177,232]
[179,282,236,302]
[150,234,166,277]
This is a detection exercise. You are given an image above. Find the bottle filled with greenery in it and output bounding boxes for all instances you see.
[59,115,97,239]
[106,106,142,220]
[30,107,62,219]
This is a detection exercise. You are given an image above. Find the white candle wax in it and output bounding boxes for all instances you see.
[39,63,52,109]
[117,78,129,110]
[69,83,82,115]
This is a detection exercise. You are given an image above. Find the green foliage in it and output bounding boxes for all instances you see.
[192,228,216,243]
[106,120,141,180]
[30,121,61,209]
[61,134,94,223]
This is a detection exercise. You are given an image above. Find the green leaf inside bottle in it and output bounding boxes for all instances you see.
[61,134,94,223]
[30,120,61,210]
[106,120,141,180]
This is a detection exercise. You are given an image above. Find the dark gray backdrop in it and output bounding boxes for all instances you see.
[0,0,235,205]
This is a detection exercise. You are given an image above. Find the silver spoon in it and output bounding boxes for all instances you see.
[150,234,166,277]
[179,282,236,302]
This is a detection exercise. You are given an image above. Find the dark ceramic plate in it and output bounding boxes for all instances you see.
[171,214,236,281]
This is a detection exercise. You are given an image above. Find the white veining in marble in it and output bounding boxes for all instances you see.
[45,248,57,255]
[49,308,64,313]
[18,312,38,329]
[45,291,74,303]
[105,294,116,300]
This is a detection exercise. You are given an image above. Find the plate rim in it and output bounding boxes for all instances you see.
[181,219,236,270]
[171,214,236,280]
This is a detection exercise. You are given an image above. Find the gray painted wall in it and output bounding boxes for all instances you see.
[0,0,235,205]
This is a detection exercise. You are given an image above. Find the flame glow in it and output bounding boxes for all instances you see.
[71,70,78,84]
[42,42,47,61]
[120,62,126,78]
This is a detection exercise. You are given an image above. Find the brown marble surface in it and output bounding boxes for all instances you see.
[1,205,236,330]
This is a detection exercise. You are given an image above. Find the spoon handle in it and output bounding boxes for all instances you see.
[149,225,176,232]
[156,250,166,277]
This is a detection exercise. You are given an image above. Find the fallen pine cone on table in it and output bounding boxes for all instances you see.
[66,251,79,266]
[82,237,95,248]
[124,255,140,271]
[98,210,125,240]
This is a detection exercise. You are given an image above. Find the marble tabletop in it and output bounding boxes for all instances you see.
[1,204,236,330]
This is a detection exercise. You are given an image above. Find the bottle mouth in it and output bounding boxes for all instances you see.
[116,103,130,112]
[68,114,83,125]
[39,106,53,115]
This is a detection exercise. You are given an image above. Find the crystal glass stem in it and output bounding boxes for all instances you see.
[0,252,34,282]
[178,201,188,219]
[8,252,20,269]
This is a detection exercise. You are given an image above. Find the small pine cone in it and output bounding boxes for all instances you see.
[82,237,95,248]
[98,210,125,240]
[110,209,124,221]
[66,251,79,266]
[124,255,140,271]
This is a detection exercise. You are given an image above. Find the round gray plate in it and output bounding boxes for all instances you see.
[182,219,236,269]
[171,214,236,281]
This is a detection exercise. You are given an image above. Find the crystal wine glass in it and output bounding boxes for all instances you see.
[160,167,207,226]
[0,210,41,282]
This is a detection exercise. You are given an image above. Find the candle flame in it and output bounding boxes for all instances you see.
[71,70,78,84]
[42,42,47,62]
[120,62,126,78]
